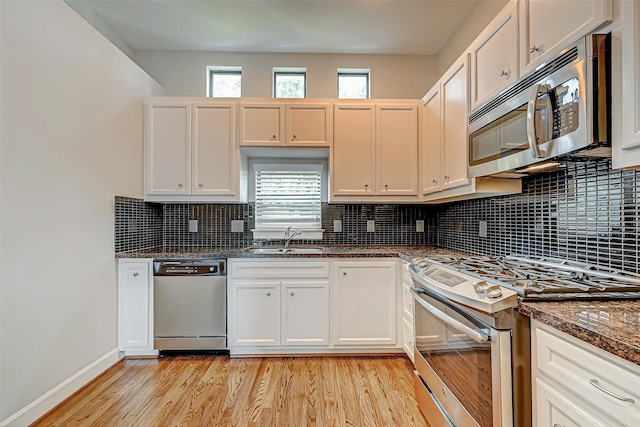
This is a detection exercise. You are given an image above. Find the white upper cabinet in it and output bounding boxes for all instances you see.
[519,0,612,75]
[192,102,237,196]
[238,103,284,146]
[469,1,519,111]
[375,104,418,196]
[145,101,191,196]
[332,104,376,196]
[145,98,241,202]
[285,103,332,147]
[441,54,471,191]
[239,102,332,147]
[613,0,640,169]
[421,86,443,195]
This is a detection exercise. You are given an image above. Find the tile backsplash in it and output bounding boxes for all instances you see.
[437,160,640,273]
[114,196,163,253]
[115,159,640,275]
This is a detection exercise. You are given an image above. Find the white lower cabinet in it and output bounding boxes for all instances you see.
[231,281,281,347]
[331,260,397,346]
[117,259,157,357]
[228,258,400,355]
[401,262,414,362]
[532,320,640,426]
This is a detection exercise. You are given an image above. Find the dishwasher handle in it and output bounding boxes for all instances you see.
[153,259,226,276]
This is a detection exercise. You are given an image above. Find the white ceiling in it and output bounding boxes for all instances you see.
[66,0,486,55]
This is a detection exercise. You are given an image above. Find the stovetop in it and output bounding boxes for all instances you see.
[411,254,640,304]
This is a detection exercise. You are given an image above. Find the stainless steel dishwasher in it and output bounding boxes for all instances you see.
[153,259,227,352]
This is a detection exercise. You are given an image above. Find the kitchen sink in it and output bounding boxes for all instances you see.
[245,247,324,254]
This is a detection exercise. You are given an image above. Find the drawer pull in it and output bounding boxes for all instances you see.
[589,379,635,403]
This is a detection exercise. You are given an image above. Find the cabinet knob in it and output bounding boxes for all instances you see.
[272,134,277,140]
[385,184,388,189]
[178,183,183,188]
[266,292,271,297]
[499,70,508,77]
[291,134,296,141]
[199,183,203,188]
[343,272,347,276]
[432,179,437,184]
[133,272,139,277]
[365,184,368,188]
[530,45,539,53]
[290,292,295,296]
[444,175,450,180]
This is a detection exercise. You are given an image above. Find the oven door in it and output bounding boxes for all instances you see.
[411,287,513,427]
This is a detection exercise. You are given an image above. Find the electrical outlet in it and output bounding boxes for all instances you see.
[416,220,425,233]
[188,219,198,233]
[231,220,244,233]
[367,220,375,232]
[333,219,342,233]
[479,221,487,238]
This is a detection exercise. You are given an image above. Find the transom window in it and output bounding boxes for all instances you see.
[207,66,242,98]
[338,69,370,99]
[273,68,307,98]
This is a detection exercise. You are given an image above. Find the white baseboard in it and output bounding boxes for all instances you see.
[0,348,122,427]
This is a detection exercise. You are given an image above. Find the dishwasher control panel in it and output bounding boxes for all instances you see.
[153,260,226,276]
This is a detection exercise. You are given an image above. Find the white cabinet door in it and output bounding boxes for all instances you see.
[613,0,640,169]
[520,0,612,75]
[375,104,418,195]
[470,1,518,110]
[441,54,471,191]
[238,103,284,146]
[191,102,237,196]
[285,103,332,147]
[332,104,376,196]
[281,281,330,346]
[421,87,443,195]
[331,261,397,346]
[230,281,280,347]
[117,259,155,356]
[145,101,191,195]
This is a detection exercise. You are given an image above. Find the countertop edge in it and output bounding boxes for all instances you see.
[519,301,640,367]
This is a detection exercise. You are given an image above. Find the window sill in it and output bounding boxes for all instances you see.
[251,229,324,241]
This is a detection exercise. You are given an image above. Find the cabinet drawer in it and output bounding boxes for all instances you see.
[229,260,330,279]
[535,377,608,427]
[535,323,640,425]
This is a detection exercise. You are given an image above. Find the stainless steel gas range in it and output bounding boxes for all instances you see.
[409,254,640,427]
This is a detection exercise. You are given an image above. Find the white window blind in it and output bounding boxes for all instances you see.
[255,164,322,230]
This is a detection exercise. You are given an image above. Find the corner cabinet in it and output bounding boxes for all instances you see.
[532,320,640,426]
[332,101,419,202]
[519,0,612,75]
[117,259,157,357]
[613,0,640,169]
[331,261,397,346]
[144,98,242,202]
[238,102,332,147]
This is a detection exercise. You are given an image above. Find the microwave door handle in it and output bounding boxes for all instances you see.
[411,288,490,344]
[527,83,550,158]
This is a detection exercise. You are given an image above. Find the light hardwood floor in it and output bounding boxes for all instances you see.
[33,355,429,427]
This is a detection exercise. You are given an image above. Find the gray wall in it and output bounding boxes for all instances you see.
[134,50,438,99]
[0,1,162,423]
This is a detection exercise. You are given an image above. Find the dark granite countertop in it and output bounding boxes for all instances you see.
[519,300,640,366]
[115,245,466,261]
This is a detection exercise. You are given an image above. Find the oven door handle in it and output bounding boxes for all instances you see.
[411,288,490,344]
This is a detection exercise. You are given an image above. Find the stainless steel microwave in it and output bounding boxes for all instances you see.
[468,33,610,178]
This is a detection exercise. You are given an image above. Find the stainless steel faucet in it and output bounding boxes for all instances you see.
[283,226,302,248]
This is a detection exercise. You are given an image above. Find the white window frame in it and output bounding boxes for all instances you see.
[337,68,370,99]
[249,159,326,241]
[206,65,242,98]
[273,67,307,98]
